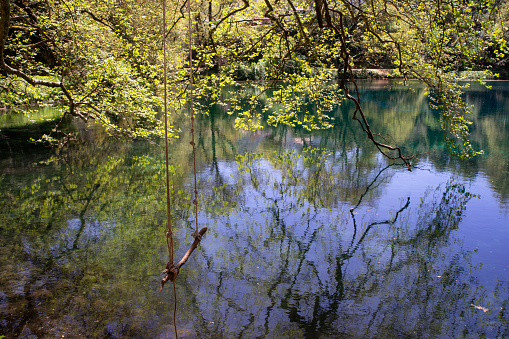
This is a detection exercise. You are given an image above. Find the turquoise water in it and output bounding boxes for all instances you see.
[0,80,508,338]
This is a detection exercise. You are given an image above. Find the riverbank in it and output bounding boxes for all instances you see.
[351,68,508,80]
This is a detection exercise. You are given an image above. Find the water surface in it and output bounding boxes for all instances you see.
[1,80,508,338]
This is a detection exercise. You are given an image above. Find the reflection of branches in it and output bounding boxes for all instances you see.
[262,229,294,335]
[314,182,473,336]
[229,150,406,332]
[190,124,485,337]
[280,223,323,332]
[347,197,410,259]
[6,180,100,337]
[187,152,484,337]
[405,181,476,247]
[348,162,406,252]
[349,163,397,212]
[276,170,410,335]
[207,110,237,183]
[238,154,411,334]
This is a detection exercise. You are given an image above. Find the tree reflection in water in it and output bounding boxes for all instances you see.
[1,81,509,338]
[193,147,507,338]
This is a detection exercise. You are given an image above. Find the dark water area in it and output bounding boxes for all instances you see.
[1,80,509,338]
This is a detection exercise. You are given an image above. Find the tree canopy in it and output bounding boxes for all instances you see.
[1,0,508,162]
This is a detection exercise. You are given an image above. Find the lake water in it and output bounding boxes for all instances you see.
[1,80,508,338]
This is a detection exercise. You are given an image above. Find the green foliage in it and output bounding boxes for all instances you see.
[455,71,498,80]
[2,0,508,158]
[225,61,268,81]
[1,0,168,140]
[352,69,385,79]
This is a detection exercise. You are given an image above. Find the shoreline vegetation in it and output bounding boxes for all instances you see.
[235,67,505,81]
[223,61,506,82]
[350,69,506,80]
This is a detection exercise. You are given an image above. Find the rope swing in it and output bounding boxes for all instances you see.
[160,0,207,290]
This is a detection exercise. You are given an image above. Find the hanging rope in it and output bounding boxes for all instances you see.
[188,0,200,241]
[161,1,179,337]
[160,0,207,291]
[160,2,208,338]
[162,0,174,273]
[161,0,177,287]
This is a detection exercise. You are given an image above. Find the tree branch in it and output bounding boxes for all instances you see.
[0,0,81,118]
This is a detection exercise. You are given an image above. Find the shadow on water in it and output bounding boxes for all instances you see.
[0,109,63,168]
[0,80,509,338]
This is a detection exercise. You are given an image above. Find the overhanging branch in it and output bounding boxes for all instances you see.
[0,0,79,118]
